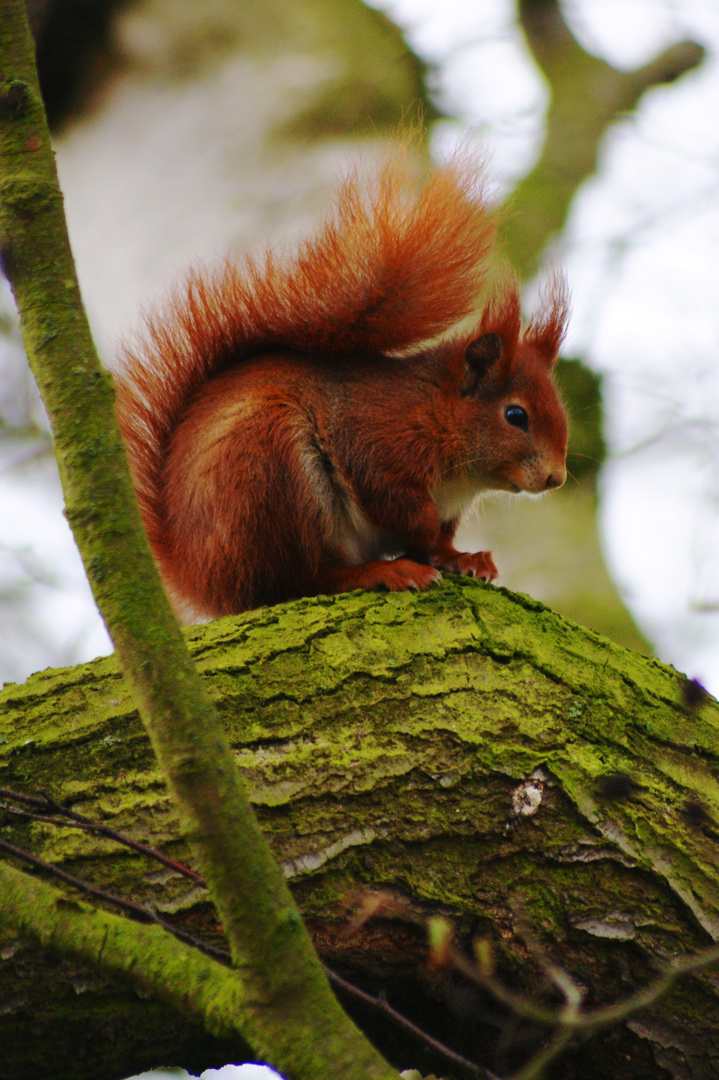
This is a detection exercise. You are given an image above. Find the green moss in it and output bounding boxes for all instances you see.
[3,580,719,1072]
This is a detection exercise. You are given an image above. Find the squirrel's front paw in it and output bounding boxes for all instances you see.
[431,550,498,582]
[380,559,443,591]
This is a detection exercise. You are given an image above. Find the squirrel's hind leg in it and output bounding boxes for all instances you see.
[316,558,442,596]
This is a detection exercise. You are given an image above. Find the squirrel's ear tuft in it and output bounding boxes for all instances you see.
[475,274,521,378]
[523,269,569,366]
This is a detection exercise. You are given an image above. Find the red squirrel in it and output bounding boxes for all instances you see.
[115,150,569,622]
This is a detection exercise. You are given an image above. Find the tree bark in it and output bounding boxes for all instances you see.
[2,578,719,1080]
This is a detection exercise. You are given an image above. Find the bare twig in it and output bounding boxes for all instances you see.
[327,968,499,1080]
[0,787,204,882]
[500,913,583,1079]
[448,941,719,1035]
[0,835,229,964]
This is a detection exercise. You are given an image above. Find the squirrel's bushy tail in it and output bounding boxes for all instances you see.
[115,146,497,552]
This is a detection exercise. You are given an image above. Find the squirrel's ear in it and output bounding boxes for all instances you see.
[523,270,569,367]
[464,332,502,375]
[460,332,505,397]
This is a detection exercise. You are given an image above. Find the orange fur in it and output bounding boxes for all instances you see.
[115,149,569,621]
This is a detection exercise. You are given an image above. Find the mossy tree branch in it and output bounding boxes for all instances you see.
[2,580,719,1078]
[502,0,704,276]
[0,5,395,1077]
[0,860,253,1041]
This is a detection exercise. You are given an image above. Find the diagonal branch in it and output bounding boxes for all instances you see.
[502,0,705,276]
[0,787,206,882]
[0,6,396,1077]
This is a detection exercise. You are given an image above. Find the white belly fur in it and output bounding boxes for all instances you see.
[431,473,484,523]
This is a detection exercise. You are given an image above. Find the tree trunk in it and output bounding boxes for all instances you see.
[2,578,719,1080]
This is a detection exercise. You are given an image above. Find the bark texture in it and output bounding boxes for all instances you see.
[2,578,719,1080]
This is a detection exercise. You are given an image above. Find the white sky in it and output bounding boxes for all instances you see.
[126,1068,281,1080]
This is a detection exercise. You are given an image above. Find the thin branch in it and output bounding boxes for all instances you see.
[327,968,498,1080]
[511,909,584,1013]
[0,787,205,883]
[448,942,719,1035]
[0,836,228,965]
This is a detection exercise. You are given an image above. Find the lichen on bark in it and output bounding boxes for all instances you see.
[2,578,719,1078]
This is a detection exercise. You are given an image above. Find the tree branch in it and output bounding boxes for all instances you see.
[0,6,396,1077]
[502,0,705,276]
[0,861,252,1041]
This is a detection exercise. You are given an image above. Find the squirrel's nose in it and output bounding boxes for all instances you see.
[545,469,566,490]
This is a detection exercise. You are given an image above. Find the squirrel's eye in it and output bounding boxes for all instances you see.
[505,405,529,432]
